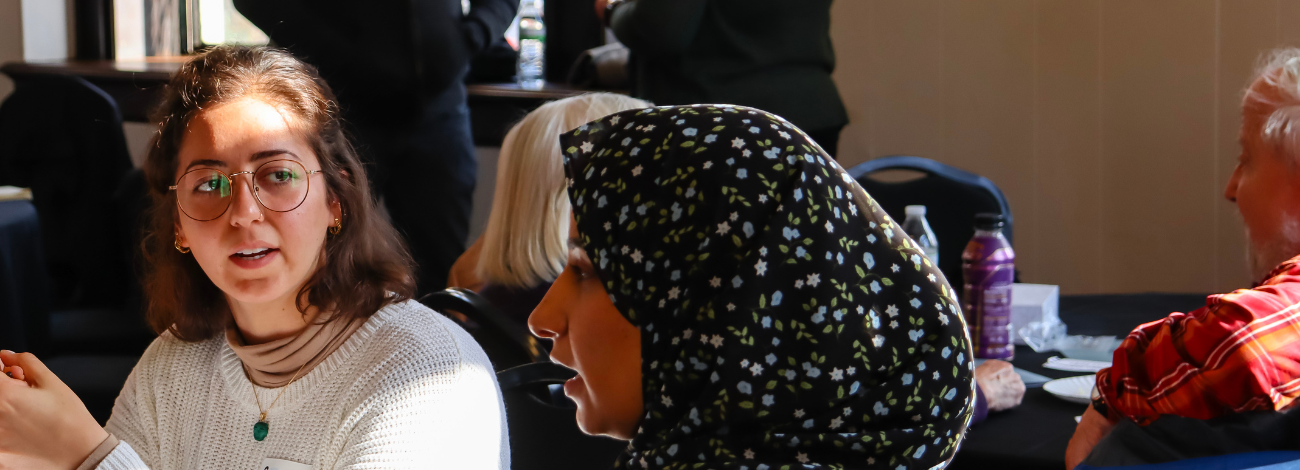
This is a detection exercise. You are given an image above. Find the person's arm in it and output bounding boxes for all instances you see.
[1065,404,1118,470]
[1095,288,1300,425]
[462,0,519,55]
[333,329,508,469]
[609,0,708,57]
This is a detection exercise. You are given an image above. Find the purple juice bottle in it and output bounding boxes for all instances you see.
[961,213,1015,360]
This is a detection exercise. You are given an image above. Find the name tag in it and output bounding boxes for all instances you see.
[261,458,313,470]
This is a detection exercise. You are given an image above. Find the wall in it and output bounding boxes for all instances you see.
[829,0,1300,295]
[0,0,23,100]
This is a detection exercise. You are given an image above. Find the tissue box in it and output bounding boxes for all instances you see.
[1011,283,1060,345]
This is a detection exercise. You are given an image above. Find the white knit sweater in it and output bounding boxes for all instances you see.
[95,300,509,469]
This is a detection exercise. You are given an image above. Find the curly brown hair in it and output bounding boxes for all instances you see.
[141,46,416,341]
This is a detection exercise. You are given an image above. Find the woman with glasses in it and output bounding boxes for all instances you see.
[528,105,975,469]
[0,46,507,469]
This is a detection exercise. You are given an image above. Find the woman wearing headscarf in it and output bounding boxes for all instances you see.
[529,104,976,469]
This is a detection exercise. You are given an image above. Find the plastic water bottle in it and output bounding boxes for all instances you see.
[961,213,1015,360]
[901,205,939,267]
[516,0,546,90]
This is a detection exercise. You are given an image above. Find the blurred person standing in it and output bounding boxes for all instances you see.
[235,0,518,292]
[596,0,849,157]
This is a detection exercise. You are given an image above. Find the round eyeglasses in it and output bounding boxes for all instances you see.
[169,159,323,221]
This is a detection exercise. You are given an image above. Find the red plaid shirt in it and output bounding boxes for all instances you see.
[1096,255,1300,425]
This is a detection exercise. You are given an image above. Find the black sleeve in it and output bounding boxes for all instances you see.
[233,0,517,96]
[609,0,708,57]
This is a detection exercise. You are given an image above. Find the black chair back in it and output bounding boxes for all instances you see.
[497,363,627,470]
[421,288,548,370]
[0,74,137,353]
[846,155,1013,286]
[0,74,134,306]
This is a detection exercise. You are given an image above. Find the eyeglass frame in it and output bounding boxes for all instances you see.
[168,159,324,222]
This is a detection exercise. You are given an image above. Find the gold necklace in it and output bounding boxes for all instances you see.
[251,360,309,442]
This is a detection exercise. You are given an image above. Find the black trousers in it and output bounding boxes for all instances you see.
[351,106,476,294]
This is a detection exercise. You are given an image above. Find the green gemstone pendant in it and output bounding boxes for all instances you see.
[253,414,269,441]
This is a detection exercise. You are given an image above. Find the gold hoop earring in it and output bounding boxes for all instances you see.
[174,236,190,254]
[330,218,341,235]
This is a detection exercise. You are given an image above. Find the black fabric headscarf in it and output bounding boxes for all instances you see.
[561,105,975,470]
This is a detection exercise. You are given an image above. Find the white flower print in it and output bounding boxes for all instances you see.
[703,161,714,169]
[886,305,899,317]
[847,366,857,376]
[794,409,805,418]
[807,273,821,287]
[631,165,643,176]
[742,149,752,158]
[726,303,736,311]
[730,211,740,221]
[709,277,722,288]
[825,220,834,233]
[755,260,768,276]
[667,287,681,300]
[749,363,763,376]
[580,141,594,153]
[621,245,630,254]
[609,116,620,125]
[644,124,655,131]
[758,246,766,256]
[717,221,731,235]
[795,279,805,289]
[683,329,693,339]
[662,396,673,407]
[758,194,768,203]
[796,453,809,464]
[891,264,900,272]
[711,335,724,348]
[732,137,745,148]
[830,368,844,381]
[830,416,843,429]
[744,449,755,459]
[604,222,612,231]
[779,131,791,140]
[890,320,899,329]
[872,335,885,347]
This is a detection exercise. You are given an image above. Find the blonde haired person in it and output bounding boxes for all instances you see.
[447,93,651,323]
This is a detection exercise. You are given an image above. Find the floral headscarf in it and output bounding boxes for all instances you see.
[561,105,975,470]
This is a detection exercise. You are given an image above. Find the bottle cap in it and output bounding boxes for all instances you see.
[973,213,1006,230]
[904,205,927,216]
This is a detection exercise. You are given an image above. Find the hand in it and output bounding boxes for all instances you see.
[595,0,609,22]
[1065,405,1118,470]
[974,359,1025,412]
[0,350,106,470]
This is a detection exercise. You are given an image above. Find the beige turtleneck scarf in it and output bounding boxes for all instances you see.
[225,312,365,388]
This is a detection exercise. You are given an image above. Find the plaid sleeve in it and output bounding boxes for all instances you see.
[1096,286,1300,425]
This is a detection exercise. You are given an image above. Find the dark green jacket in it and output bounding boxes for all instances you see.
[610,0,848,133]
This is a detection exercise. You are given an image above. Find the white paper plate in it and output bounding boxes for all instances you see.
[1043,374,1095,405]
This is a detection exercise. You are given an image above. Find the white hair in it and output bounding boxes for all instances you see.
[1246,48,1300,163]
[476,93,653,289]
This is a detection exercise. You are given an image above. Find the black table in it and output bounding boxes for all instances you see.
[0,200,49,353]
[948,293,1211,470]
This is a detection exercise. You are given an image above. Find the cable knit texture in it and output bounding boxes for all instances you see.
[96,300,508,469]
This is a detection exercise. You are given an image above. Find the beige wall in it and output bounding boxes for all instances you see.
[830,0,1300,294]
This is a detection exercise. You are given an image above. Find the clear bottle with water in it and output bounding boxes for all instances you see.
[901,205,940,266]
[516,0,546,90]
